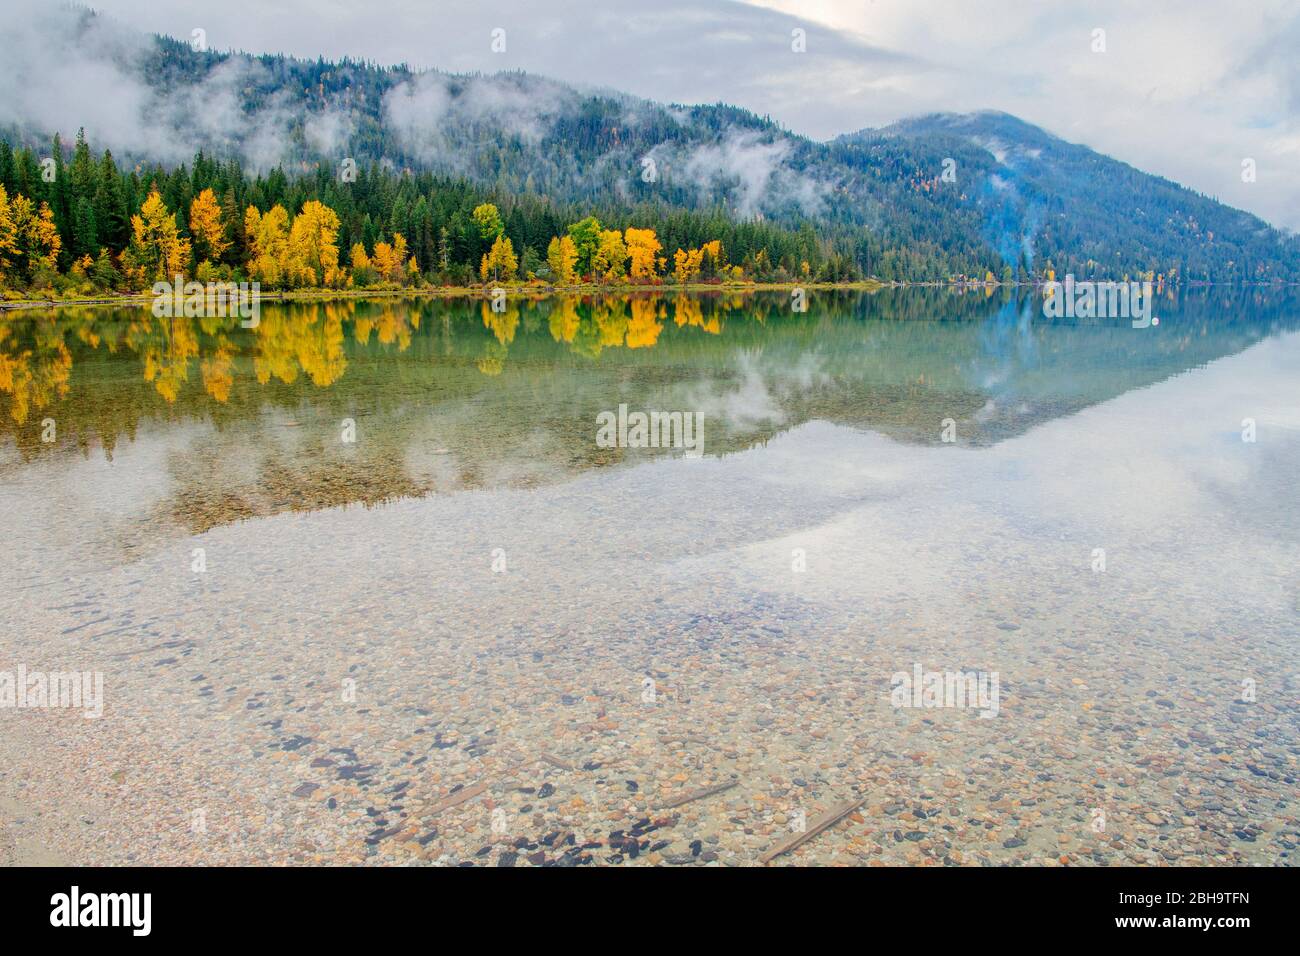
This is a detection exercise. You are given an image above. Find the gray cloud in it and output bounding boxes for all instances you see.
[0,3,356,171]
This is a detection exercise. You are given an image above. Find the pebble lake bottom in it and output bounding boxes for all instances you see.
[0,288,1296,866]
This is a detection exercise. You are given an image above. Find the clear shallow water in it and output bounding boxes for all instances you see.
[0,289,1296,866]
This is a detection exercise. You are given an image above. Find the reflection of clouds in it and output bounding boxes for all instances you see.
[687,351,786,432]
[479,430,577,489]
[998,331,1300,538]
[684,348,833,434]
[0,423,188,573]
[673,330,1300,626]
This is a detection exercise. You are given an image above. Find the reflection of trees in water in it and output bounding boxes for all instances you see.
[1,288,1296,528]
[0,293,817,442]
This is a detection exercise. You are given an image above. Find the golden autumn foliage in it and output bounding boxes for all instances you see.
[594,299,628,346]
[287,200,344,288]
[0,190,64,286]
[243,201,345,289]
[0,322,72,424]
[253,310,347,388]
[624,228,662,282]
[139,314,199,403]
[471,203,504,240]
[481,300,520,345]
[125,191,188,284]
[546,235,578,284]
[672,295,720,333]
[189,188,229,265]
[244,204,291,288]
[371,234,410,283]
[0,184,18,278]
[547,296,580,341]
[593,229,628,280]
[479,234,518,283]
[674,247,703,284]
[200,337,235,403]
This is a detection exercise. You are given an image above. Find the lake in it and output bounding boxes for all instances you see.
[1,287,1296,865]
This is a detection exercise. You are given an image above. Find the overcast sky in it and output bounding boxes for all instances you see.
[37,1,1300,229]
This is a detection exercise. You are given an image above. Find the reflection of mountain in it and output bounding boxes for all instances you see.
[1,288,1296,532]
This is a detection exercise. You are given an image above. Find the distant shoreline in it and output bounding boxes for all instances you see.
[1,277,1293,313]
[1,280,890,312]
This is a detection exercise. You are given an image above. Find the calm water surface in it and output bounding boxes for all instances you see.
[1,288,1296,865]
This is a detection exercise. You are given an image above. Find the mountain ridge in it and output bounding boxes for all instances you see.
[2,5,1297,282]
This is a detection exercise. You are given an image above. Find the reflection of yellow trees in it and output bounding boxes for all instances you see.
[671,296,721,334]
[253,310,347,388]
[0,305,428,419]
[74,322,103,349]
[477,340,507,376]
[625,298,663,349]
[542,293,726,360]
[133,316,199,403]
[481,301,520,346]
[357,303,418,350]
[593,299,628,347]
[0,322,72,424]
[548,297,580,343]
[0,293,755,421]
[201,336,235,402]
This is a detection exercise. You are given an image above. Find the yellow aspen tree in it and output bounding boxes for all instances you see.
[124,191,187,284]
[371,240,398,281]
[189,188,229,265]
[624,227,662,282]
[594,229,628,280]
[0,185,18,281]
[546,235,578,284]
[699,239,724,278]
[288,200,342,287]
[479,234,518,283]
[11,196,63,276]
[673,247,703,284]
[471,203,504,240]
[244,205,291,288]
[349,242,370,270]
[390,234,409,282]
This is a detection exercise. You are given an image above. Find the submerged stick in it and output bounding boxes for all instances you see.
[759,795,866,865]
[426,780,490,816]
[539,752,574,771]
[657,779,738,810]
